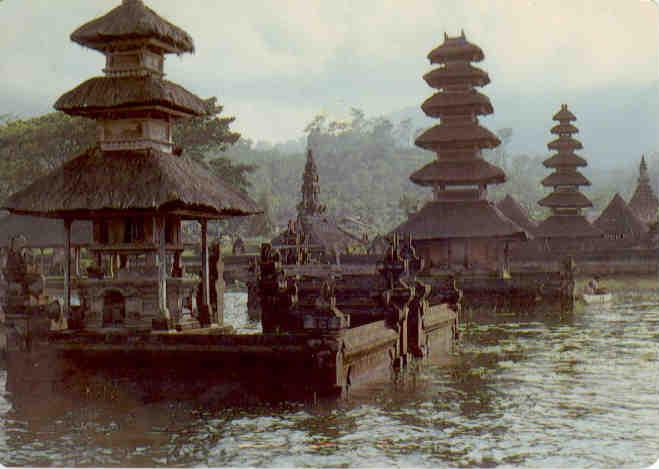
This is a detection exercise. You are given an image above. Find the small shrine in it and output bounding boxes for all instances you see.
[393,32,527,274]
[628,155,658,227]
[535,105,602,251]
[593,193,647,245]
[3,0,258,332]
[271,147,364,262]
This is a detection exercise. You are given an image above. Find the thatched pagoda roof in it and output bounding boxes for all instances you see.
[415,123,501,151]
[543,153,588,168]
[55,76,208,117]
[423,63,490,89]
[392,200,528,241]
[538,191,593,209]
[410,158,505,186]
[550,123,579,135]
[628,155,659,224]
[0,213,92,248]
[541,171,591,187]
[496,195,538,235]
[3,147,259,220]
[547,137,583,151]
[427,33,484,64]
[71,0,195,54]
[421,91,493,117]
[594,193,647,237]
[535,214,602,238]
[553,105,577,122]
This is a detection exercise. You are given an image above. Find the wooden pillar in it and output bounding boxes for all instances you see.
[200,219,210,309]
[40,248,45,276]
[157,214,169,328]
[74,247,81,277]
[463,239,469,268]
[63,219,71,320]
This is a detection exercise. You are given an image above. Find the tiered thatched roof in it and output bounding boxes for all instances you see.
[0,213,92,248]
[55,76,209,117]
[535,215,601,239]
[3,147,259,219]
[594,193,647,238]
[71,0,194,54]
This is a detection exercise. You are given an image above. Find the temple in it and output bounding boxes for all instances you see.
[3,0,258,331]
[271,147,364,262]
[496,195,538,237]
[393,32,527,274]
[628,155,658,227]
[535,105,601,250]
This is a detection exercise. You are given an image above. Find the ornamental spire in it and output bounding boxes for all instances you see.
[297,148,325,217]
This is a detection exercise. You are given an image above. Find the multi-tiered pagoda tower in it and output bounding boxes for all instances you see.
[536,105,601,249]
[628,155,658,227]
[394,32,526,273]
[4,0,258,331]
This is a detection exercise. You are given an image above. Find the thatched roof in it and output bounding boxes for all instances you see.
[0,214,92,248]
[421,90,493,117]
[70,0,195,54]
[594,193,647,237]
[543,153,587,168]
[553,105,577,122]
[629,181,659,225]
[496,195,538,235]
[415,123,501,151]
[538,191,593,209]
[410,158,506,186]
[536,214,602,239]
[3,147,260,220]
[541,171,591,187]
[550,123,579,135]
[55,76,208,117]
[547,137,583,151]
[427,33,484,64]
[392,200,528,241]
[423,63,490,89]
[271,215,364,254]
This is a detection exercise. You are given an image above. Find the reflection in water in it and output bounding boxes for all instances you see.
[1,291,658,467]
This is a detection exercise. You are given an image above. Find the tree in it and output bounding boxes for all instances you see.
[0,97,254,201]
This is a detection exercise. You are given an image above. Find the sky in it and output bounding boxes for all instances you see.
[0,0,658,160]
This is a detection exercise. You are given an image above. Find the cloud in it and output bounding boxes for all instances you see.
[0,0,656,142]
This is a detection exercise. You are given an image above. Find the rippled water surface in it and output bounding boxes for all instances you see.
[1,291,658,467]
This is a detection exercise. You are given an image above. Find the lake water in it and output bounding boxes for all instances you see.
[1,291,658,467]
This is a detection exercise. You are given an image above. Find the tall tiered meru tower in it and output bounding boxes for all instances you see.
[4,0,258,331]
[536,105,601,249]
[628,155,659,227]
[394,32,526,273]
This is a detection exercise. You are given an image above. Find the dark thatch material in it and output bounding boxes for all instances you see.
[3,147,260,219]
[496,195,538,236]
[423,63,490,89]
[271,215,364,254]
[415,123,500,151]
[410,158,506,186]
[536,214,602,239]
[421,91,493,117]
[543,153,587,168]
[70,0,195,54]
[629,182,659,225]
[541,171,591,187]
[553,105,577,122]
[593,193,647,237]
[55,76,208,117]
[0,214,92,248]
[392,200,528,241]
[547,137,583,151]
[538,191,593,209]
[427,33,484,64]
[550,123,579,135]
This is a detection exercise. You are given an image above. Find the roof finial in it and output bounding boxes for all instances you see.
[444,32,448,40]
[123,0,143,4]
[460,29,465,38]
